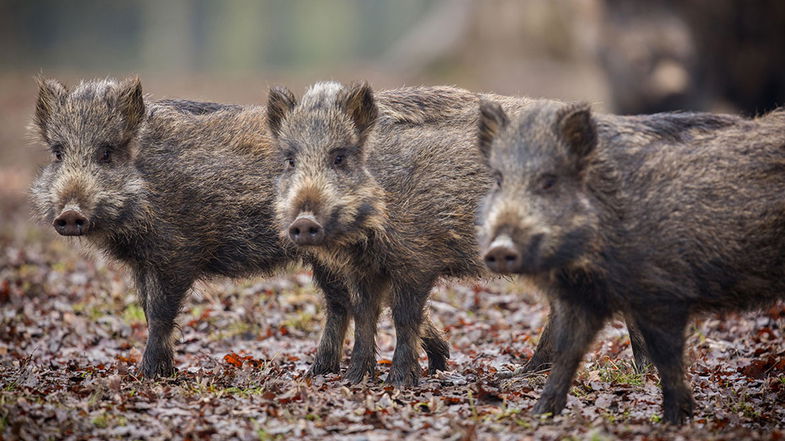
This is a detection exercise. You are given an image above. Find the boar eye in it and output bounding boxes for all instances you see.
[52,144,64,162]
[333,154,345,166]
[99,144,112,163]
[285,157,295,168]
[492,171,503,188]
[540,173,557,191]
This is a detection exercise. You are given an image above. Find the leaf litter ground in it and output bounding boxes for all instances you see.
[1,216,784,440]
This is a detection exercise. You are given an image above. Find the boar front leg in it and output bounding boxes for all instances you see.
[631,307,693,424]
[420,316,450,374]
[525,303,649,374]
[135,268,192,379]
[386,276,437,387]
[344,278,384,384]
[532,299,605,416]
[309,263,351,376]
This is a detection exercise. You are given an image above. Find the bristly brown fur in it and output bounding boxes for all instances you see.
[268,81,540,386]
[478,100,509,161]
[29,77,333,379]
[478,99,785,424]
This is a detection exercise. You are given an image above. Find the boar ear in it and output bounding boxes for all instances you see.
[34,77,67,142]
[556,103,596,161]
[267,86,297,139]
[340,82,377,145]
[117,77,145,132]
[478,100,509,161]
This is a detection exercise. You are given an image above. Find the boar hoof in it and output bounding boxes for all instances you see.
[532,392,567,417]
[427,354,447,374]
[521,356,552,374]
[385,366,420,388]
[344,359,376,384]
[308,360,340,377]
[662,393,694,425]
[140,358,175,379]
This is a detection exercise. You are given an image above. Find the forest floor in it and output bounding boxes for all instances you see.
[1,209,784,440]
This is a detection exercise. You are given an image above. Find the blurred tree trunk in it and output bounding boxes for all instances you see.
[140,0,194,71]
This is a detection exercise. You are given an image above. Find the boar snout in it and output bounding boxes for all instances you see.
[288,215,325,246]
[483,234,522,273]
[53,209,89,236]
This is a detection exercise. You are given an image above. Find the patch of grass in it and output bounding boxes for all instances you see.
[731,390,760,418]
[186,380,265,398]
[304,413,319,421]
[187,381,218,396]
[3,380,18,392]
[256,427,285,441]
[214,321,260,341]
[467,390,479,420]
[220,386,265,398]
[587,430,612,441]
[650,414,662,423]
[92,414,109,428]
[283,310,317,333]
[190,305,205,320]
[122,304,146,325]
[571,385,589,398]
[597,359,644,387]
[73,301,105,321]
[493,402,522,422]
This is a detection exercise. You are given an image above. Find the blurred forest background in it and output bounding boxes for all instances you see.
[1,0,784,218]
[2,2,785,438]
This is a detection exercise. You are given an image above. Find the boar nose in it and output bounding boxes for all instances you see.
[53,210,90,236]
[288,216,325,246]
[483,234,522,273]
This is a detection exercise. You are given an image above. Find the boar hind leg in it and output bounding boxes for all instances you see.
[625,314,651,373]
[533,300,605,416]
[344,279,384,384]
[525,307,650,375]
[386,277,435,387]
[136,269,191,379]
[309,264,351,376]
[632,308,693,424]
[421,317,450,374]
[523,299,559,373]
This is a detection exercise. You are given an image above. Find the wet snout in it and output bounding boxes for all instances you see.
[483,234,522,273]
[53,209,89,236]
[288,214,325,246]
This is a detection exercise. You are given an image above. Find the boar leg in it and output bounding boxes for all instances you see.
[136,268,191,379]
[632,308,693,424]
[532,299,605,416]
[522,299,559,373]
[525,305,650,374]
[421,316,450,374]
[386,277,435,387]
[309,264,351,376]
[344,278,384,384]
[625,314,651,373]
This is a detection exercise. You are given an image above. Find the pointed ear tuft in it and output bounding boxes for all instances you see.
[339,82,377,145]
[556,103,596,161]
[34,77,67,142]
[477,99,509,161]
[117,77,145,132]
[267,86,297,139]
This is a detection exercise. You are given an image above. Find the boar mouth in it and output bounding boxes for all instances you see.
[516,228,592,274]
